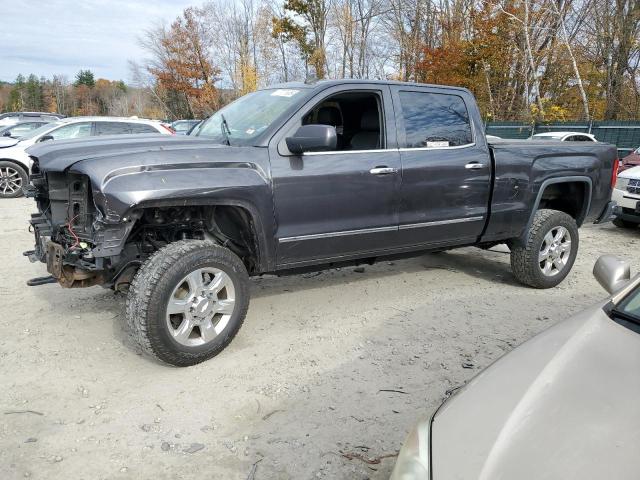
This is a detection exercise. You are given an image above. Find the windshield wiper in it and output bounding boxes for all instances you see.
[219,113,231,146]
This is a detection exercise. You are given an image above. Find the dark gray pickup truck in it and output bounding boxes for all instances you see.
[24,80,617,366]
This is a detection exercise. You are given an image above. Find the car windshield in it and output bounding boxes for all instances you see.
[195,88,306,145]
[19,122,60,141]
[615,282,640,325]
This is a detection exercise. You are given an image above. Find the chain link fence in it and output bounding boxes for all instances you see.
[485,121,640,157]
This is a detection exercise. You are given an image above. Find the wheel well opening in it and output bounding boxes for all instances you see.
[0,158,28,172]
[538,182,587,223]
[206,205,261,273]
[123,204,261,276]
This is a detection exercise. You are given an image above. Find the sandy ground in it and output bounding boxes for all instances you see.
[0,197,638,480]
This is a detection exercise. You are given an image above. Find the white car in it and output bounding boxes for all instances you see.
[0,117,172,198]
[530,131,597,142]
[612,165,640,228]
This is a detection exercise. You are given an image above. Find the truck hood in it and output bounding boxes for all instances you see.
[26,134,219,172]
[26,134,271,224]
[431,304,640,480]
[618,165,640,179]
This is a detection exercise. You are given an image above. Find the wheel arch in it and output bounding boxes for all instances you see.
[515,176,592,246]
[127,198,273,274]
[0,157,29,171]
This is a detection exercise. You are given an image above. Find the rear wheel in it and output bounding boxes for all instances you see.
[612,217,638,229]
[510,209,579,288]
[0,161,27,198]
[126,240,250,366]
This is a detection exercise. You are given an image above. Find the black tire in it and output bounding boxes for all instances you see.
[612,217,638,229]
[0,161,27,198]
[126,240,250,367]
[510,209,579,288]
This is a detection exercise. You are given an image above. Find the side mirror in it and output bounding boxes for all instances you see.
[286,124,337,154]
[593,255,631,294]
[39,135,54,142]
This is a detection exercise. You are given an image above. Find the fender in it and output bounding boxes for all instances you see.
[62,143,277,271]
[515,175,592,246]
[86,167,276,272]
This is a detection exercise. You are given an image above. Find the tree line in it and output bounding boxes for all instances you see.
[0,70,164,119]
[134,0,639,121]
[2,0,638,122]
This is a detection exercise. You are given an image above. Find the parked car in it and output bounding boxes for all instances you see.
[390,254,640,480]
[0,111,64,127]
[530,131,597,142]
[0,120,50,138]
[612,165,640,228]
[171,119,201,135]
[25,80,616,366]
[0,117,172,198]
[620,146,640,173]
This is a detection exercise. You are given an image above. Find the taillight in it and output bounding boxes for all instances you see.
[611,158,619,188]
[161,124,175,135]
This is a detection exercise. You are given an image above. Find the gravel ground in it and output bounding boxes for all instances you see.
[1,197,638,480]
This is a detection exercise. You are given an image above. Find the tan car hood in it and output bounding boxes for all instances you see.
[431,304,640,480]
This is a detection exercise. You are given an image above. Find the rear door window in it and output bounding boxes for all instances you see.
[398,91,473,148]
[95,122,132,135]
[129,123,159,134]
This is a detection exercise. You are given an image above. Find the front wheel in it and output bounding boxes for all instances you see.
[0,161,27,198]
[510,209,579,288]
[126,240,250,366]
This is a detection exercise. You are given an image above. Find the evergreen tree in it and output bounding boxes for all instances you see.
[74,69,95,88]
[8,74,26,111]
[24,74,43,111]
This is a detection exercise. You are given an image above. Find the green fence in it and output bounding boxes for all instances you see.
[485,121,640,157]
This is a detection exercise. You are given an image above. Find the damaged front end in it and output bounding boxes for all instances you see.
[25,158,129,288]
[27,164,101,287]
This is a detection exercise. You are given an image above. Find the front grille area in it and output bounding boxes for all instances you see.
[628,179,640,195]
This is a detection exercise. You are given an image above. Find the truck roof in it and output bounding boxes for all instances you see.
[264,78,472,95]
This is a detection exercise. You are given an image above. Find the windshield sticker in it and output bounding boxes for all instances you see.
[426,141,449,148]
[271,89,299,97]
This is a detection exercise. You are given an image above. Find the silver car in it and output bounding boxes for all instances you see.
[391,255,640,479]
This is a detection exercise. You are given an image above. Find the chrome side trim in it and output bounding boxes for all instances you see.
[301,142,477,156]
[278,225,397,243]
[399,142,476,152]
[279,217,484,243]
[303,148,397,156]
[399,216,484,229]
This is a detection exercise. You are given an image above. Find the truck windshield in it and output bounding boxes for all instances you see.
[195,88,305,146]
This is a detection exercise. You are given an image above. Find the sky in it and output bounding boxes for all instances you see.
[0,0,195,83]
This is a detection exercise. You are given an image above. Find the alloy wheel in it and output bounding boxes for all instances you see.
[538,226,572,277]
[0,166,22,196]
[165,267,236,347]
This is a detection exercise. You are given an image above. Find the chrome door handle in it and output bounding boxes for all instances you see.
[465,162,485,170]
[370,167,398,175]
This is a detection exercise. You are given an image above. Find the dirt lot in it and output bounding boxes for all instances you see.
[1,197,637,480]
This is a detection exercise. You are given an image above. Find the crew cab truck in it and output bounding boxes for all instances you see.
[24,80,617,366]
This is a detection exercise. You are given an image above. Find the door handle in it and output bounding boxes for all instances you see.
[370,166,398,175]
[465,162,485,170]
